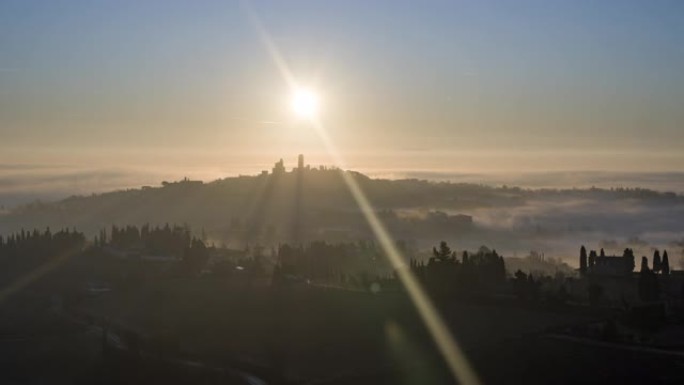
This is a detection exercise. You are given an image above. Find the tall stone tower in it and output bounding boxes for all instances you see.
[297,154,304,170]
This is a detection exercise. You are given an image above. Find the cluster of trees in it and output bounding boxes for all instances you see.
[645,250,671,275]
[0,228,86,282]
[580,245,672,278]
[578,245,674,303]
[96,224,208,276]
[579,246,635,275]
[0,228,85,259]
[272,241,389,286]
[96,224,195,257]
[637,250,671,302]
[273,240,508,295]
[410,241,506,295]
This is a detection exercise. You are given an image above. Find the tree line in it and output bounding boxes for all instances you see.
[272,240,390,288]
[0,228,86,282]
[410,241,506,296]
[95,224,209,276]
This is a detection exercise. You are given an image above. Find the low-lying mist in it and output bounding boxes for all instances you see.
[1,164,683,269]
[440,195,684,268]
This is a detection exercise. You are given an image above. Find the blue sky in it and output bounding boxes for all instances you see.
[1,0,683,173]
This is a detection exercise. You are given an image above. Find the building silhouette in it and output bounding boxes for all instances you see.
[272,159,286,174]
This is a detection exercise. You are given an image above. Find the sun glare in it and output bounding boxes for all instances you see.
[291,88,320,119]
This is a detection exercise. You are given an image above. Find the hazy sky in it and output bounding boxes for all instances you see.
[1,0,683,174]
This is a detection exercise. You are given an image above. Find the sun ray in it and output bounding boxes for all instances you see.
[311,119,481,385]
[0,246,81,304]
[243,4,481,383]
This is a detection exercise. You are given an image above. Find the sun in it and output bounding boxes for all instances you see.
[290,88,320,120]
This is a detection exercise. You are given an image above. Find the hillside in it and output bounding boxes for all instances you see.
[1,167,683,264]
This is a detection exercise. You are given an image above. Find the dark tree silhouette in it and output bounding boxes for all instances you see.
[662,250,670,275]
[600,248,606,257]
[432,241,456,262]
[0,228,86,285]
[273,240,389,288]
[640,256,649,273]
[588,250,597,270]
[412,242,505,296]
[623,248,635,274]
[653,250,662,273]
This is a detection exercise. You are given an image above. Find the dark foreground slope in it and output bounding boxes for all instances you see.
[1,248,683,385]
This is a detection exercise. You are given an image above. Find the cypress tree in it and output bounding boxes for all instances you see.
[580,246,588,275]
[641,256,649,272]
[623,248,636,274]
[653,250,662,273]
[588,250,597,270]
